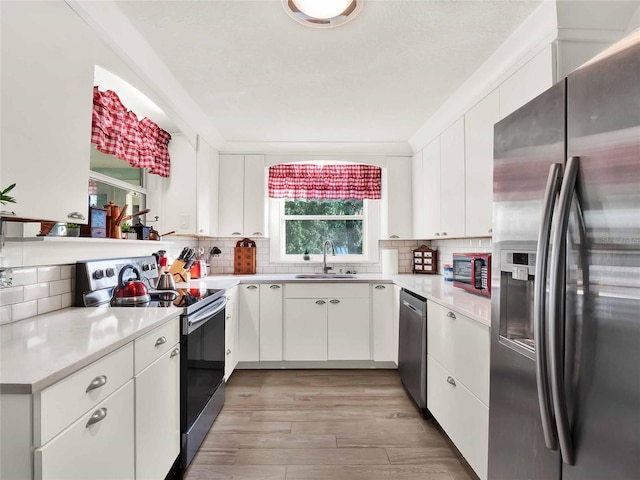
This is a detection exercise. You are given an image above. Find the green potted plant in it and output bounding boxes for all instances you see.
[121,223,136,240]
[0,183,16,210]
[66,223,80,237]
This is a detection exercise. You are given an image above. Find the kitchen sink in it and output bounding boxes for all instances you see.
[294,274,357,279]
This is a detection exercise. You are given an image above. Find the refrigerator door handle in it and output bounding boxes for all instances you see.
[549,156,580,466]
[534,162,563,451]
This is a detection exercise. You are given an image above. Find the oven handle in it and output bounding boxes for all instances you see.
[184,296,228,334]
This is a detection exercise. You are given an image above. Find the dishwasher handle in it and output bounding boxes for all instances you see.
[402,300,423,317]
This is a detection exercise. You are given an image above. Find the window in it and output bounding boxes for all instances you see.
[283,199,364,255]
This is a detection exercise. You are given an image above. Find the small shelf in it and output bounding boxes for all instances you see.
[5,236,173,245]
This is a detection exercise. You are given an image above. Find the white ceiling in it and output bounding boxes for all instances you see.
[113,0,542,146]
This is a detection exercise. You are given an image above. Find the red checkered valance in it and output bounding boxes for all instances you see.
[268,164,381,200]
[91,87,171,177]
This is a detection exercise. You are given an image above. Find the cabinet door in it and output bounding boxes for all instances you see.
[1,1,94,223]
[243,154,266,237]
[499,44,554,120]
[439,118,465,238]
[285,299,328,361]
[225,286,239,379]
[383,157,413,239]
[35,381,135,480]
[328,297,370,360]
[196,139,220,236]
[411,151,425,239]
[162,135,198,234]
[260,284,283,361]
[218,154,245,236]
[422,137,442,238]
[372,284,395,362]
[238,284,260,361]
[135,345,180,480]
[465,90,500,238]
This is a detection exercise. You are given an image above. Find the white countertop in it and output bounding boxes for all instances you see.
[0,306,181,394]
[0,273,490,395]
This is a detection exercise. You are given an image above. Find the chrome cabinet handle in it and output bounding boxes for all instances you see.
[85,375,107,393]
[548,156,579,466]
[389,235,399,239]
[247,285,258,290]
[446,376,456,387]
[252,232,263,236]
[434,232,440,236]
[232,232,242,235]
[226,349,231,355]
[86,408,107,428]
[534,162,563,452]
[375,285,386,289]
[270,285,281,289]
[226,313,231,319]
[441,232,447,236]
[329,299,340,304]
[446,311,456,319]
[488,228,493,233]
[315,300,326,305]
[170,348,180,358]
[155,336,167,346]
[67,211,86,220]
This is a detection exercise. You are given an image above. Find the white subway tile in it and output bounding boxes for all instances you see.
[61,293,73,308]
[11,268,37,287]
[38,296,62,315]
[50,279,71,296]
[24,283,50,301]
[0,306,11,325]
[12,301,38,322]
[60,265,74,279]
[0,286,24,305]
[37,266,61,283]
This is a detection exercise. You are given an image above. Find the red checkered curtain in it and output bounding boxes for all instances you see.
[268,164,381,200]
[91,87,171,177]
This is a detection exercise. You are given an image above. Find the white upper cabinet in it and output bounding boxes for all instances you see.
[411,151,425,239]
[439,117,466,239]
[381,156,413,239]
[422,137,442,239]
[499,45,554,120]
[1,1,95,223]
[465,89,500,238]
[218,154,266,237]
[196,139,220,236]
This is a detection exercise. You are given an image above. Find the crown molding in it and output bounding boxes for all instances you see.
[219,141,413,156]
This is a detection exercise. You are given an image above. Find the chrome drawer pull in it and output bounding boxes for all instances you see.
[252,232,263,236]
[85,375,107,393]
[86,408,107,428]
[315,300,326,305]
[247,285,258,290]
[155,336,167,346]
[447,311,456,319]
[446,376,457,387]
[390,235,399,239]
[67,211,86,221]
[270,284,281,289]
[170,348,180,358]
[232,232,242,235]
[226,349,231,355]
[226,313,231,319]
[375,285,386,289]
[329,299,340,304]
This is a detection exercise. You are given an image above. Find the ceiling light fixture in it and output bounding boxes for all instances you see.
[282,0,363,28]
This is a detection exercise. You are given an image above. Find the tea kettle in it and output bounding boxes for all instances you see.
[111,265,151,306]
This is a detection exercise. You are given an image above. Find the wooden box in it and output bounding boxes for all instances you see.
[412,245,438,274]
[234,238,256,275]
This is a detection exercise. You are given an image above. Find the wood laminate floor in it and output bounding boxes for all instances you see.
[184,369,477,480]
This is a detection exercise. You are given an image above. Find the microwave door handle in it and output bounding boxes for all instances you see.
[549,156,579,466]
[534,162,563,452]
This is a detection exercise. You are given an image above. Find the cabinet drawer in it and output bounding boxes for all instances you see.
[427,301,490,405]
[427,355,488,480]
[134,318,180,375]
[35,380,135,480]
[286,283,369,299]
[36,342,133,445]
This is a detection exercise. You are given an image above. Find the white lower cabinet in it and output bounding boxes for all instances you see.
[260,284,283,361]
[285,298,329,361]
[238,284,260,361]
[427,356,489,480]
[372,284,395,362]
[225,286,239,380]
[35,381,135,480]
[135,344,180,480]
[327,297,370,360]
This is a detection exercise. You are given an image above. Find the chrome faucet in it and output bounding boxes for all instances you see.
[323,240,336,274]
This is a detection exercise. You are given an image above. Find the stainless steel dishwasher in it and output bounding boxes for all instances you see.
[398,288,427,414]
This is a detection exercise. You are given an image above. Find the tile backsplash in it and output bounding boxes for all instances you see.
[0,265,74,325]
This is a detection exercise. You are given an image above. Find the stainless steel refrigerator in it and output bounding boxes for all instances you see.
[488,32,640,480]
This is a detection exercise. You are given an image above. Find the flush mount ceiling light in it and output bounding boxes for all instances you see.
[282,0,363,28]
